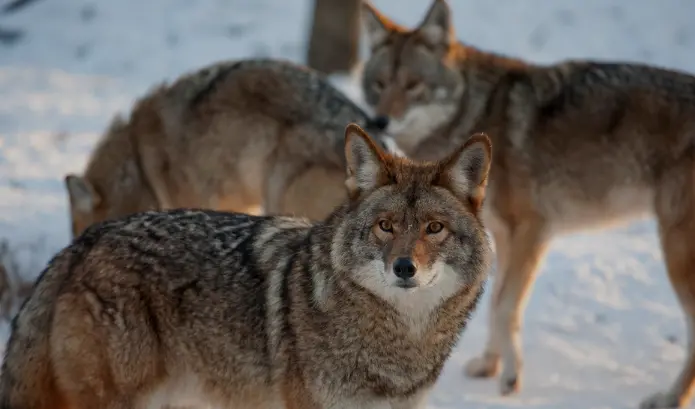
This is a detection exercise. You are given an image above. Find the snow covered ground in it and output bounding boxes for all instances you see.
[2,0,695,407]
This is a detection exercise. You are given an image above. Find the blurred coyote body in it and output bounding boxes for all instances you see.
[1,125,492,409]
[65,58,399,237]
[361,0,695,407]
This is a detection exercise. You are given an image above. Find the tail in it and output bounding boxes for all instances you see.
[0,248,77,409]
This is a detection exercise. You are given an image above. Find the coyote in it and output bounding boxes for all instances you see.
[1,124,492,409]
[64,58,400,238]
[360,0,695,407]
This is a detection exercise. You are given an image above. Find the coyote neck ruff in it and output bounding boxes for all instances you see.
[1,124,492,409]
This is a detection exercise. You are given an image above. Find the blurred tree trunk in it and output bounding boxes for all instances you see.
[306,0,360,75]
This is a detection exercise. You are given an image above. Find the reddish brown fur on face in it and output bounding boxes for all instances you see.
[411,239,436,268]
[375,221,449,273]
[375,81,409,119]
[411,236,433,271]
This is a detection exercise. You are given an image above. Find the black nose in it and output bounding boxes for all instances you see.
[370,115,390,131]
[393,257,417,279]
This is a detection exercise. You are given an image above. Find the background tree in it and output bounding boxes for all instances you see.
[306,0,361,75]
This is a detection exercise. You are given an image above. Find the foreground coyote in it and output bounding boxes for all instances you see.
[2,124,492,409]
[65,58,399,237]
[361,0,695,407]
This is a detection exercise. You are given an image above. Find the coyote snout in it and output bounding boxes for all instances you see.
[376,217,454,290]
[392,257,416,280]
[367,114,390,131]
[360,0,464,151]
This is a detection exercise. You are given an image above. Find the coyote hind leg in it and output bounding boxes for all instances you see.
[642,163,695,409]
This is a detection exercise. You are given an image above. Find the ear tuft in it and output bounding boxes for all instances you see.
[344,123,390,198]
[417,0,454,49]
[65,174,100,213]
[438,133,492,211]
[361,1,391,50]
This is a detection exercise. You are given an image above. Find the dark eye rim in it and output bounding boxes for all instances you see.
[374,79,387,90]
[426,221,444,234]
[378,219,394,233]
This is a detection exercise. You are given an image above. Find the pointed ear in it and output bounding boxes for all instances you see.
[437,133,492,211]
[64,174,100,213]
[416,0,454,49]
[361,1,391,50]
[344,123,390,199]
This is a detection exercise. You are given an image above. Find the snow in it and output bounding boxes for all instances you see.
[2,0,695,407]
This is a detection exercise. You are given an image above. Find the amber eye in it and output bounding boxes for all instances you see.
[378,219,393,233]
[426,221,444,234]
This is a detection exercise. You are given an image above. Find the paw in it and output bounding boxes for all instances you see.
[499,369,520,396]
[464,353,500,378]
[639,391,682,409]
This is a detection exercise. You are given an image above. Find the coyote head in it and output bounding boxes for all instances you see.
[332,123,491,318]
[64,116,158,238]
[360,0,463,151]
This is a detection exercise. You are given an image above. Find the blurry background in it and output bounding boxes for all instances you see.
[1,0,695,407]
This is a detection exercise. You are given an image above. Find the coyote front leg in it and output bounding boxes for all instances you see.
[465,218,549,396]
[465,214,511,378]
[641,170,695,409]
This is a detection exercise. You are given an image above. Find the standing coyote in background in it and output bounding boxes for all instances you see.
[361,0,695,407]
[64,58,399,238]
[0,124,492,409]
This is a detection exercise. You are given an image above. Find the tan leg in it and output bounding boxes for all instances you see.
[641,171,695,409]
[465,219,511,378]
[466,218,549,396]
